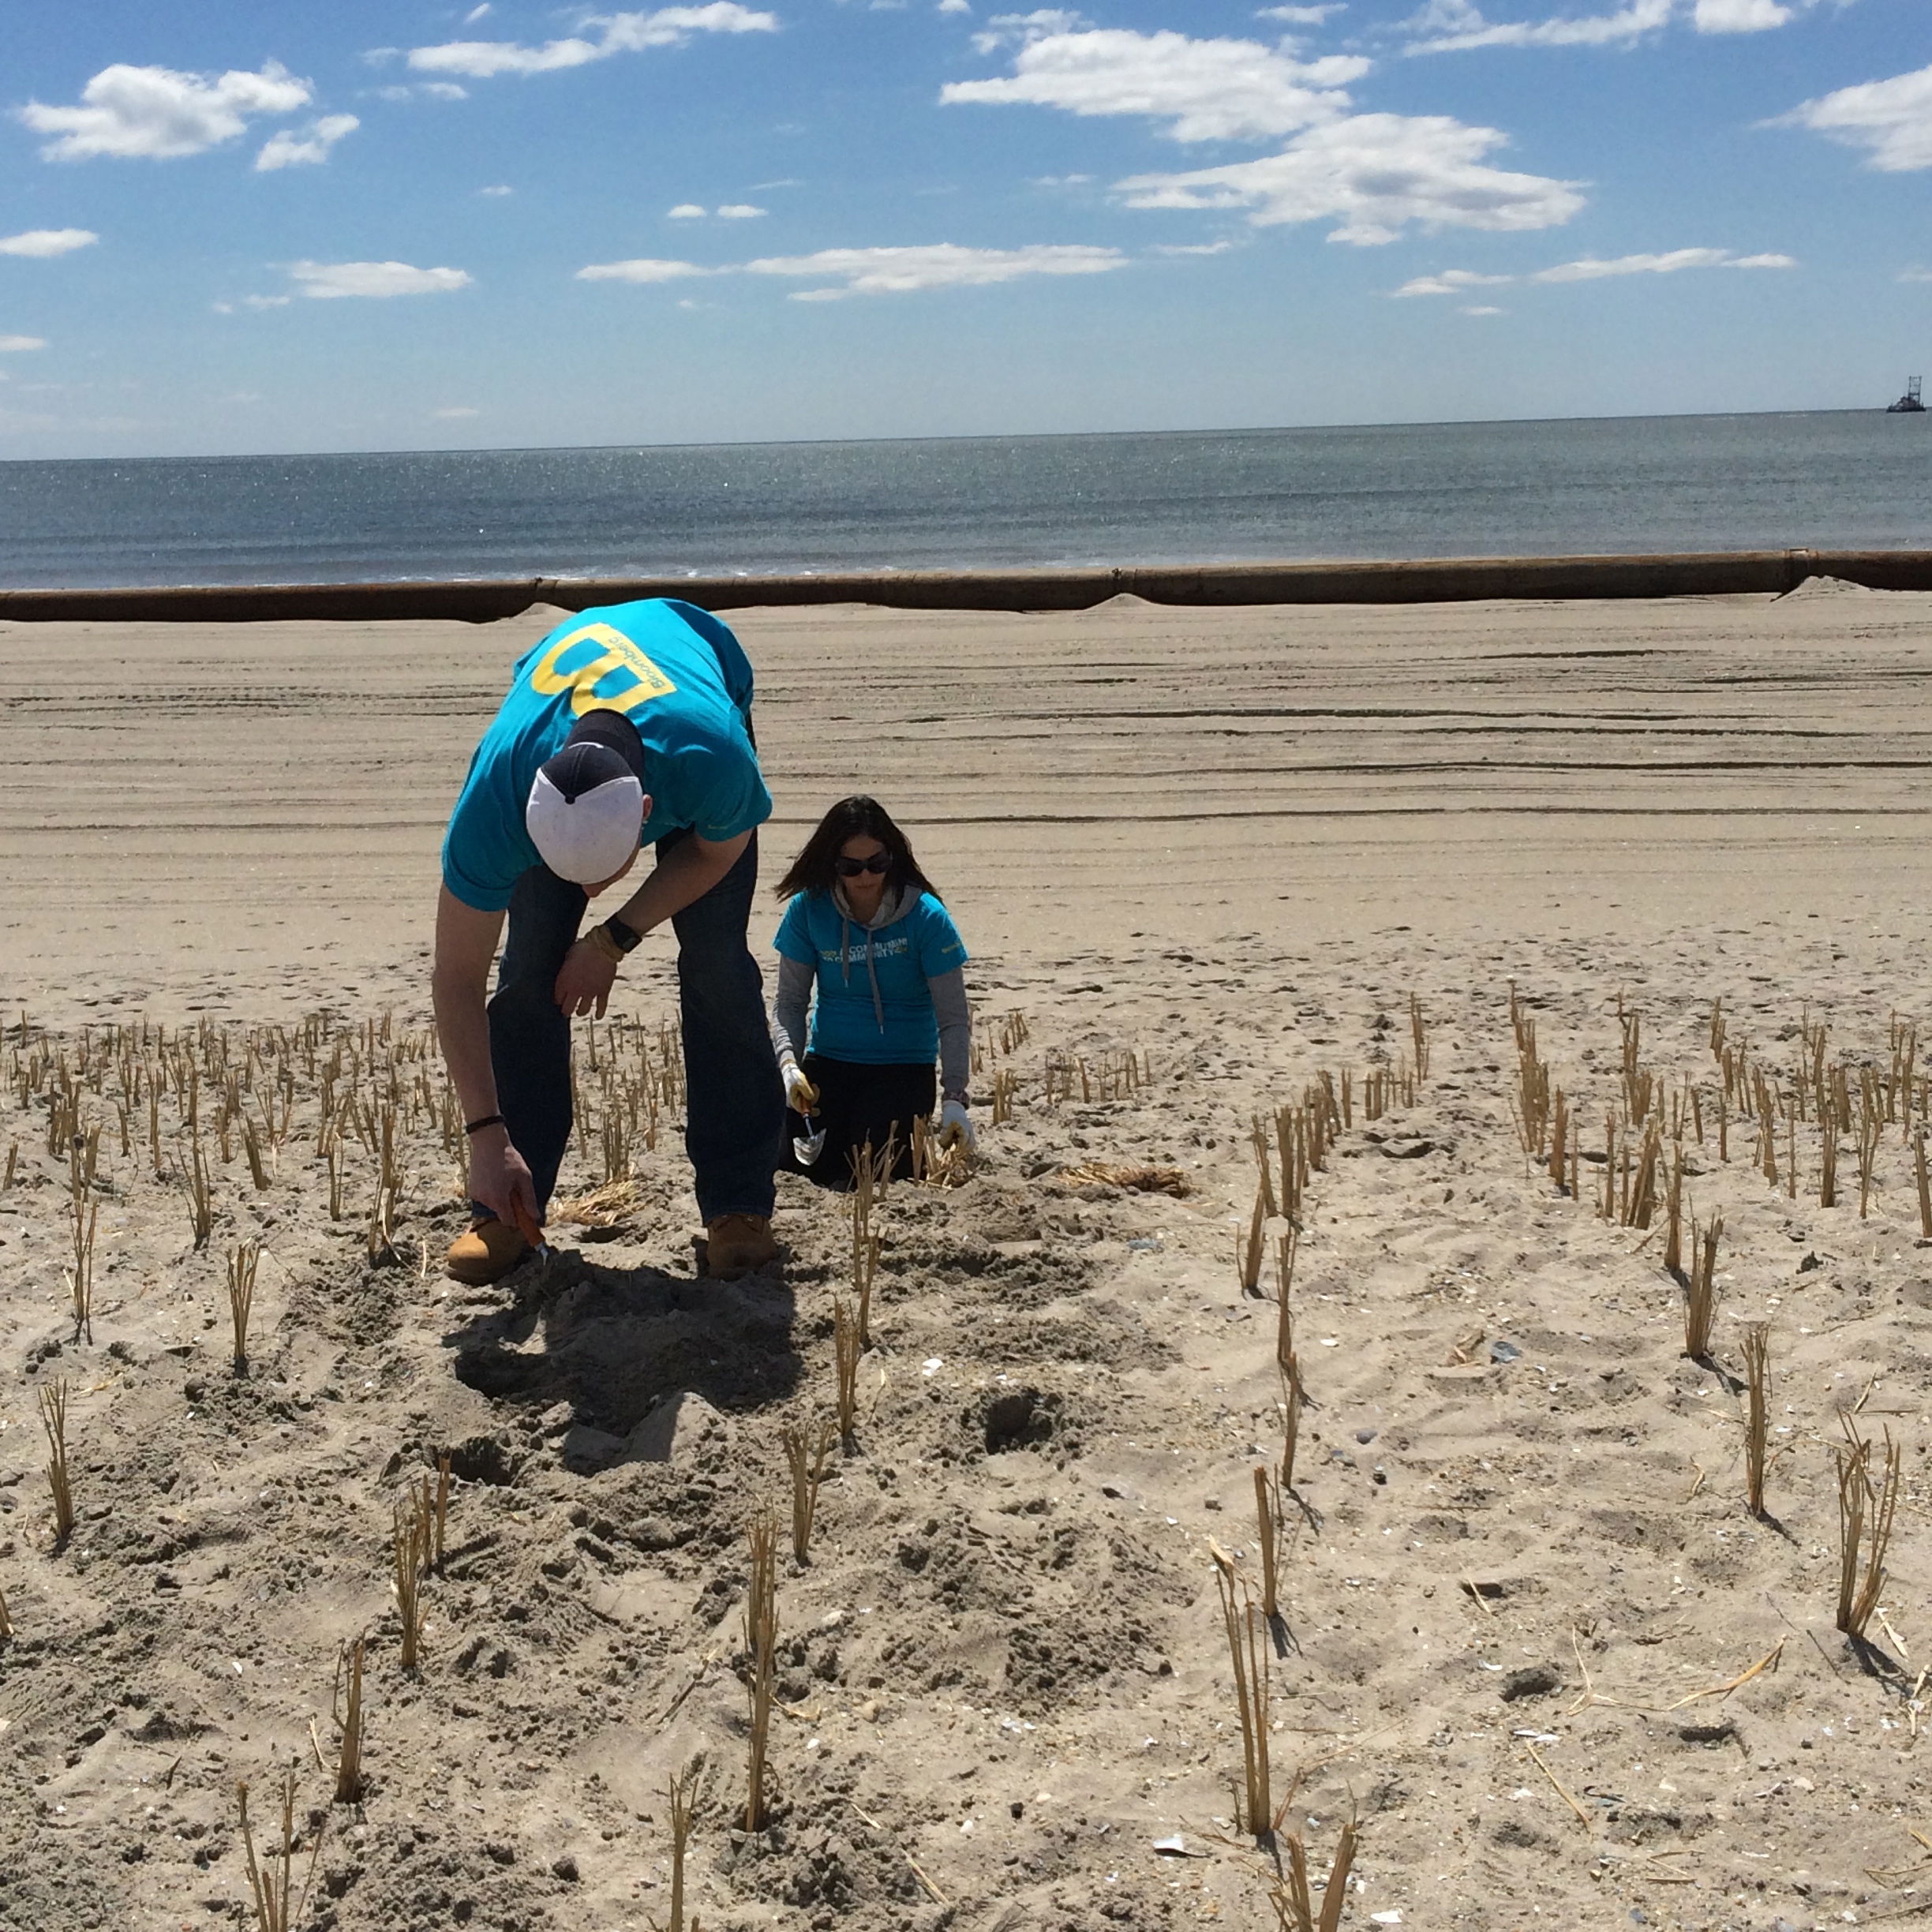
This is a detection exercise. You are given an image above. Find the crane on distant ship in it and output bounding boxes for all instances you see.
[1887,376,1925,413]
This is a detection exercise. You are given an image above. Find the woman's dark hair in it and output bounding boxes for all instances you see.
[774,796,938,903]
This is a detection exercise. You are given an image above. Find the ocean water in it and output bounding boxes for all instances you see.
[1,410,1927,590]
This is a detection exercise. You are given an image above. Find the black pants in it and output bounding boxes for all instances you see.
[484,829,783,1222]
[782,1054,935,1192]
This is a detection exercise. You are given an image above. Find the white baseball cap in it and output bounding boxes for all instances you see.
[526,739,645,883]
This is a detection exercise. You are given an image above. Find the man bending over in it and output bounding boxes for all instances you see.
[434,598,784,1284]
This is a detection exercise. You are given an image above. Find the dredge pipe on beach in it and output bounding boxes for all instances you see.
[3,547,1930,622]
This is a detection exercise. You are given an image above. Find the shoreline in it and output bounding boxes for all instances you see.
[4,545,1932,620]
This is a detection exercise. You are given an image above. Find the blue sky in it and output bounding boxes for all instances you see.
[0,0,1926,454]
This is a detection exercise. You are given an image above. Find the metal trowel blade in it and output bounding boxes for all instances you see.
[793,1129,826,1166]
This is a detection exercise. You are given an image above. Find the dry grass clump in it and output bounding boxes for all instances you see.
[743,1513,780,1832]
[1835,1421,1900,1641]
[1043,1047,1150,1104]
[783,1418,835,1565]
[909,1112,972,1188]
[848,1143,888,1342]
[1684,1215,1723,1360]
[66,1138,99,1345]
[1739,1322,1771,1516]
[238,1769,324,1932]
[1252,1466,1282,1620]
[1237,1186,1268,1297]
[332,1636,366,1803]
[551,1176,641,1230]
[227,1239,260,1373]
[667,1758,703,1932]
[833,1297,861,1447]
[0,1577,13,1643]
[184,1130,215,1251]
[1271,1818,1359,1932]
[392,1496,429,1672]
[425,1452,451,1574]
[1274,1229,1297,1373]
[1215,1563,1272,1839]
[1278,1362,1304,1496]
[1058,1159,1190,1196]
[39,1379,74,1547]
[989,1068,1017,1126]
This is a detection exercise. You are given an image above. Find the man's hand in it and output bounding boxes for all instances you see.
[468,1126,540,1232]
[554,937,619,1017]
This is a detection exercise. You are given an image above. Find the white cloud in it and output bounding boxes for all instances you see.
[1392,265,1515,294]
[435,405,481,417]
[1900,267,1932,283]
[372,80,470,102]
[1259,4,1346,19]
[0,335,48,352]
[19,61,312,162]
[256,113,359,170]
[743,241,1125,298]
[1781,63,1932,173]
[1404,0,1671,51]
[1532,245,1793,279]
[1408,0,1837,48]
[945,25,1577,245]
[409,4,779,79]
[717,202,767,218]
[1693,0,1790,26]
[1396,246,1794,294]
[578,257,713,282]
[465,4,493,20]
[1460,303,1504,313]
[1153,239,1237,254]
[286,260,473,298]
[241,294,294,309]
[939,0,973,11]
[481,184,514,196]
[1117,112,1583,245]
[0,228,99,258]
[972,10,1090,53]
[669,203,709,217]
[943,28,1367,141]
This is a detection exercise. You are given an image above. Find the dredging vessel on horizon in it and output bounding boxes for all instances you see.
[1887,376,1925,413]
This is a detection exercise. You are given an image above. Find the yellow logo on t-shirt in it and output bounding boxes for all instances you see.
[528,623,677,717]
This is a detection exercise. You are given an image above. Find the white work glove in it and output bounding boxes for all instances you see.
[938,1098,975,1153]
[782,1061,820,1114]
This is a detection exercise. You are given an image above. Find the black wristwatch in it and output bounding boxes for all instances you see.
[603,915,643,955]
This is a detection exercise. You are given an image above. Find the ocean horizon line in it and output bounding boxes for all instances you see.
[0,402,1907,472]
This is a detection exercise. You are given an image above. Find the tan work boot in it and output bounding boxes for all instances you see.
[446,1215,530,1286]
[705,1212,777,1275]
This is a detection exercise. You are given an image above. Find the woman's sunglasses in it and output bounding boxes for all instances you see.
[834,853,891,878]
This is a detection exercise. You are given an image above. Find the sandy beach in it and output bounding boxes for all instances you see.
[3,582,1931,1932]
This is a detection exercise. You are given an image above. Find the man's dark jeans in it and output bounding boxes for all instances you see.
[485,828,782,1225]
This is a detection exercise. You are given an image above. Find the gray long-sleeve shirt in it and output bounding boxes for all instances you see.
[772,953,972,1099]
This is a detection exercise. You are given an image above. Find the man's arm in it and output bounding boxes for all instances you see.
[432,886,539,1228]
[552,829,751,1017]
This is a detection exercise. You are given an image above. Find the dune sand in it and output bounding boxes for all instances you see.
[2,580,1930,1932]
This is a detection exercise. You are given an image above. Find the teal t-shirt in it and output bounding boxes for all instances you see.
[774,890,968,1065]
[442,599,771,912]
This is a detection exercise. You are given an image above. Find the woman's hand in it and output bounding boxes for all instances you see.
[554,936,618,1017]
[938,1098,975,1153]
[467,1126,541,1234]
[782,1061,820,1114]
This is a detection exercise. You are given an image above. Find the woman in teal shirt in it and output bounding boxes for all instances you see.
[770,797,973,1188]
